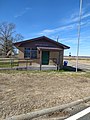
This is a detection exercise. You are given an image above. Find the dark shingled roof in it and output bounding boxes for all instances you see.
[14,36,70,49]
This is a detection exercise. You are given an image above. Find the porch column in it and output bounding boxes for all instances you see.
[57,51,60,70]
[59,51,61,70]
[40,50,42,70]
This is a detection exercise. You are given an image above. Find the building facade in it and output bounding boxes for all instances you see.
[14,36,70,70]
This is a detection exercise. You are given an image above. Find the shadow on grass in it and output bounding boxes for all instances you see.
[63,66,83,72]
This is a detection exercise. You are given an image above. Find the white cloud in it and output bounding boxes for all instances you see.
[39,23,77,35]
[60,38,78,44]
[38,4,90,36]
[14,7,31,18]
[25,7,31,10]
[83,13,90,19]
[60,35,90,46]
[39,10,90,36]
[62,5,90,25]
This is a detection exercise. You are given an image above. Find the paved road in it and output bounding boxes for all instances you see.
[78,113,90,120]
[36,102,90,120]
[65,107,90,120]
[65,113,90,120]
[68,61,90,71]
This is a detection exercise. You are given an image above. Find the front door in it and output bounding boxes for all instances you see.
[42,51,49,65]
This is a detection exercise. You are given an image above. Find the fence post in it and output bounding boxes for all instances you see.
[26,59,28,70]
[10,58,12,68]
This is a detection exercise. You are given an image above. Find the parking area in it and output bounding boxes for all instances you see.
[64,58,90,71]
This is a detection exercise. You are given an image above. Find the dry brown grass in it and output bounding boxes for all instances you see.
[0,70,90,119]
[68,59,90,65]
[64,57,90,65]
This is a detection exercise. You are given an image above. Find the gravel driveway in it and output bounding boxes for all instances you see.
[67,60,90,71]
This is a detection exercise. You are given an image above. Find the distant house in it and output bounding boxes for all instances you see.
[14,36,70,70]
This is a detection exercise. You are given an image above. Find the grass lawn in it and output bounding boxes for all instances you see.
[0,61,18,68]
[0,70,90,119]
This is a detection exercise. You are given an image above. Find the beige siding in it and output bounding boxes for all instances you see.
[49,50,64,69]
[18,47,24,59]
[18,47,40,60]
[59,50,64,69]
[18,47,64,69]
[18,47,40,59]
[37,50,40,59]
[50,51,59,59]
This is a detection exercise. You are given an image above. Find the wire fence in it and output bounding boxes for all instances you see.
[0,58,32,69]
[0,57,58,70]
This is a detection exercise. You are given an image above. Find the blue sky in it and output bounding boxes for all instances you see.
[0,0,90,56]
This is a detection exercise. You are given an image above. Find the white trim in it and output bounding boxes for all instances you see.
[65,107,90,120]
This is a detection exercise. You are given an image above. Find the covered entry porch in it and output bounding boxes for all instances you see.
[37,47,63,70]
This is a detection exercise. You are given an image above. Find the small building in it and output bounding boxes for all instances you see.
[14,36,70,70]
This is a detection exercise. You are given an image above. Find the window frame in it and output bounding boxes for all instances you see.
[31,48,37,59]
[24,48,30,59]
[24,48,37,59]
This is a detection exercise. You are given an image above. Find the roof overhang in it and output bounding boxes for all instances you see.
[14,36,70,49]
[37,47,62,51]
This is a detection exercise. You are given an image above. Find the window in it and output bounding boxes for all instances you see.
[24,48,30,58]
[31,48,37,59]
[24,48,37,59]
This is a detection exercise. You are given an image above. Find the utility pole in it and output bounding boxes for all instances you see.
[76,0,83,72]
[57,36,59,42]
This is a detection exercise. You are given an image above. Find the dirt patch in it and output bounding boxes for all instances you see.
[0,71,90,119]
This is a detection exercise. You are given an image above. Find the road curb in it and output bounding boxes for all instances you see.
[6,96,90,120]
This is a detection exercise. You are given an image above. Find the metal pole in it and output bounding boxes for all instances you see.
[76,0,83,72]
[57,36,59,42]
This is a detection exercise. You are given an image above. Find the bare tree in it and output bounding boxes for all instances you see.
[0,22,24,57]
